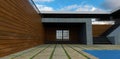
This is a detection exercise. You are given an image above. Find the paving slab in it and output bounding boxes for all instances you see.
[2,44,120,59]
[69,45,98,59]
[70,45,101,50]
[14,45,49,59]
[0,46,38,59]
[63,45,87,59]
[52,45,68,59]
[33,44,55,59]
[1,45,49,59]
[71,45,112,50]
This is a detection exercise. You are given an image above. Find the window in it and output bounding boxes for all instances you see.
[56,30,69,41]
[63,30,69,40]
[56,30,62,40]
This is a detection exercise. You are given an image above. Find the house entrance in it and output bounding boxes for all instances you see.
[44,23,91,44]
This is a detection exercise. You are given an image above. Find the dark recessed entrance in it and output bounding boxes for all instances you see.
[44,23,87,44]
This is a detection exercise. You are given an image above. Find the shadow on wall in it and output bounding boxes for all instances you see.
[0,0,44,57]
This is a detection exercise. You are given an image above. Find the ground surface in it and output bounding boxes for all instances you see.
[1,44,120,59]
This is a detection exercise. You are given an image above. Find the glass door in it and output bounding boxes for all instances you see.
[56,30,62,41]
[56,30,69,41]
[63,30,69,40]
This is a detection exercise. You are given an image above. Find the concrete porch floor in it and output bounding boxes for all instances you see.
[1,44,120,59]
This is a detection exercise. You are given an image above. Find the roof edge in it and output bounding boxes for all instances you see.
[41,11,110,14]
[111,7,120,13]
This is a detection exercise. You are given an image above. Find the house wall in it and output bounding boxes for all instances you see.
[107,18,120,45]
[107,25,120,44]
[42,18,93,45]
[44,23,83,43]
[92,25,112,37]
[0,0,44,57]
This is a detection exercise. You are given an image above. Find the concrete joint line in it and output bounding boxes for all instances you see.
[30,45,50,59]
[68,45,91,59]
[49,44,57,59]
[70,45,86,50]
[11,45,43,59]
[61,44,71,59]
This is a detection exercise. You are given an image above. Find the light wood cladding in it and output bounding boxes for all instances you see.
[0,0,44,57]
[92,25,112,37]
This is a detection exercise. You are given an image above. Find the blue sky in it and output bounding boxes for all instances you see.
[33,0,120,12]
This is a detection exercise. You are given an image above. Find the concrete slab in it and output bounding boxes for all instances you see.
[69,45,98,59]
[0,47,38,59]
[63,45,87,59]
[14,45,48,59]
[2,44,120,59]
[33,44,55,59]
[1,45,49,59]
[52,45,68,59]
[73,45,120,50]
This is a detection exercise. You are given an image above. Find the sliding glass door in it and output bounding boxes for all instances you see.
[56,30,69,41]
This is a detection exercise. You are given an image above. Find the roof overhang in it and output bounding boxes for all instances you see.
[111,7,120,13]
[41,12,110,18]
[41,11,110,14]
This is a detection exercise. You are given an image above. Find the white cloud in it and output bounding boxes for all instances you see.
[33,0,54,2]
[60,4,78,11]
[76,5,105,12]
[33,1,106,12]
[76,5,95,11]
[60,4,105,12]
[103,0,120,9]
[36,4,54,11]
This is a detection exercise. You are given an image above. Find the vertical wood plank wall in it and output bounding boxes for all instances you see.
[0,0,44,57]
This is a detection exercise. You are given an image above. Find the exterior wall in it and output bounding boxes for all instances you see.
[44,23,83,43]
[92,25,112,37]
[0,0,44,57]
[107,14,120,45]
[42,18,93,45]
[107,26,120,44]
[86,19,93,45]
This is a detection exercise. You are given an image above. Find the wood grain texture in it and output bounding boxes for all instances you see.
[0,0,44,57]
[92,25,112,37]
